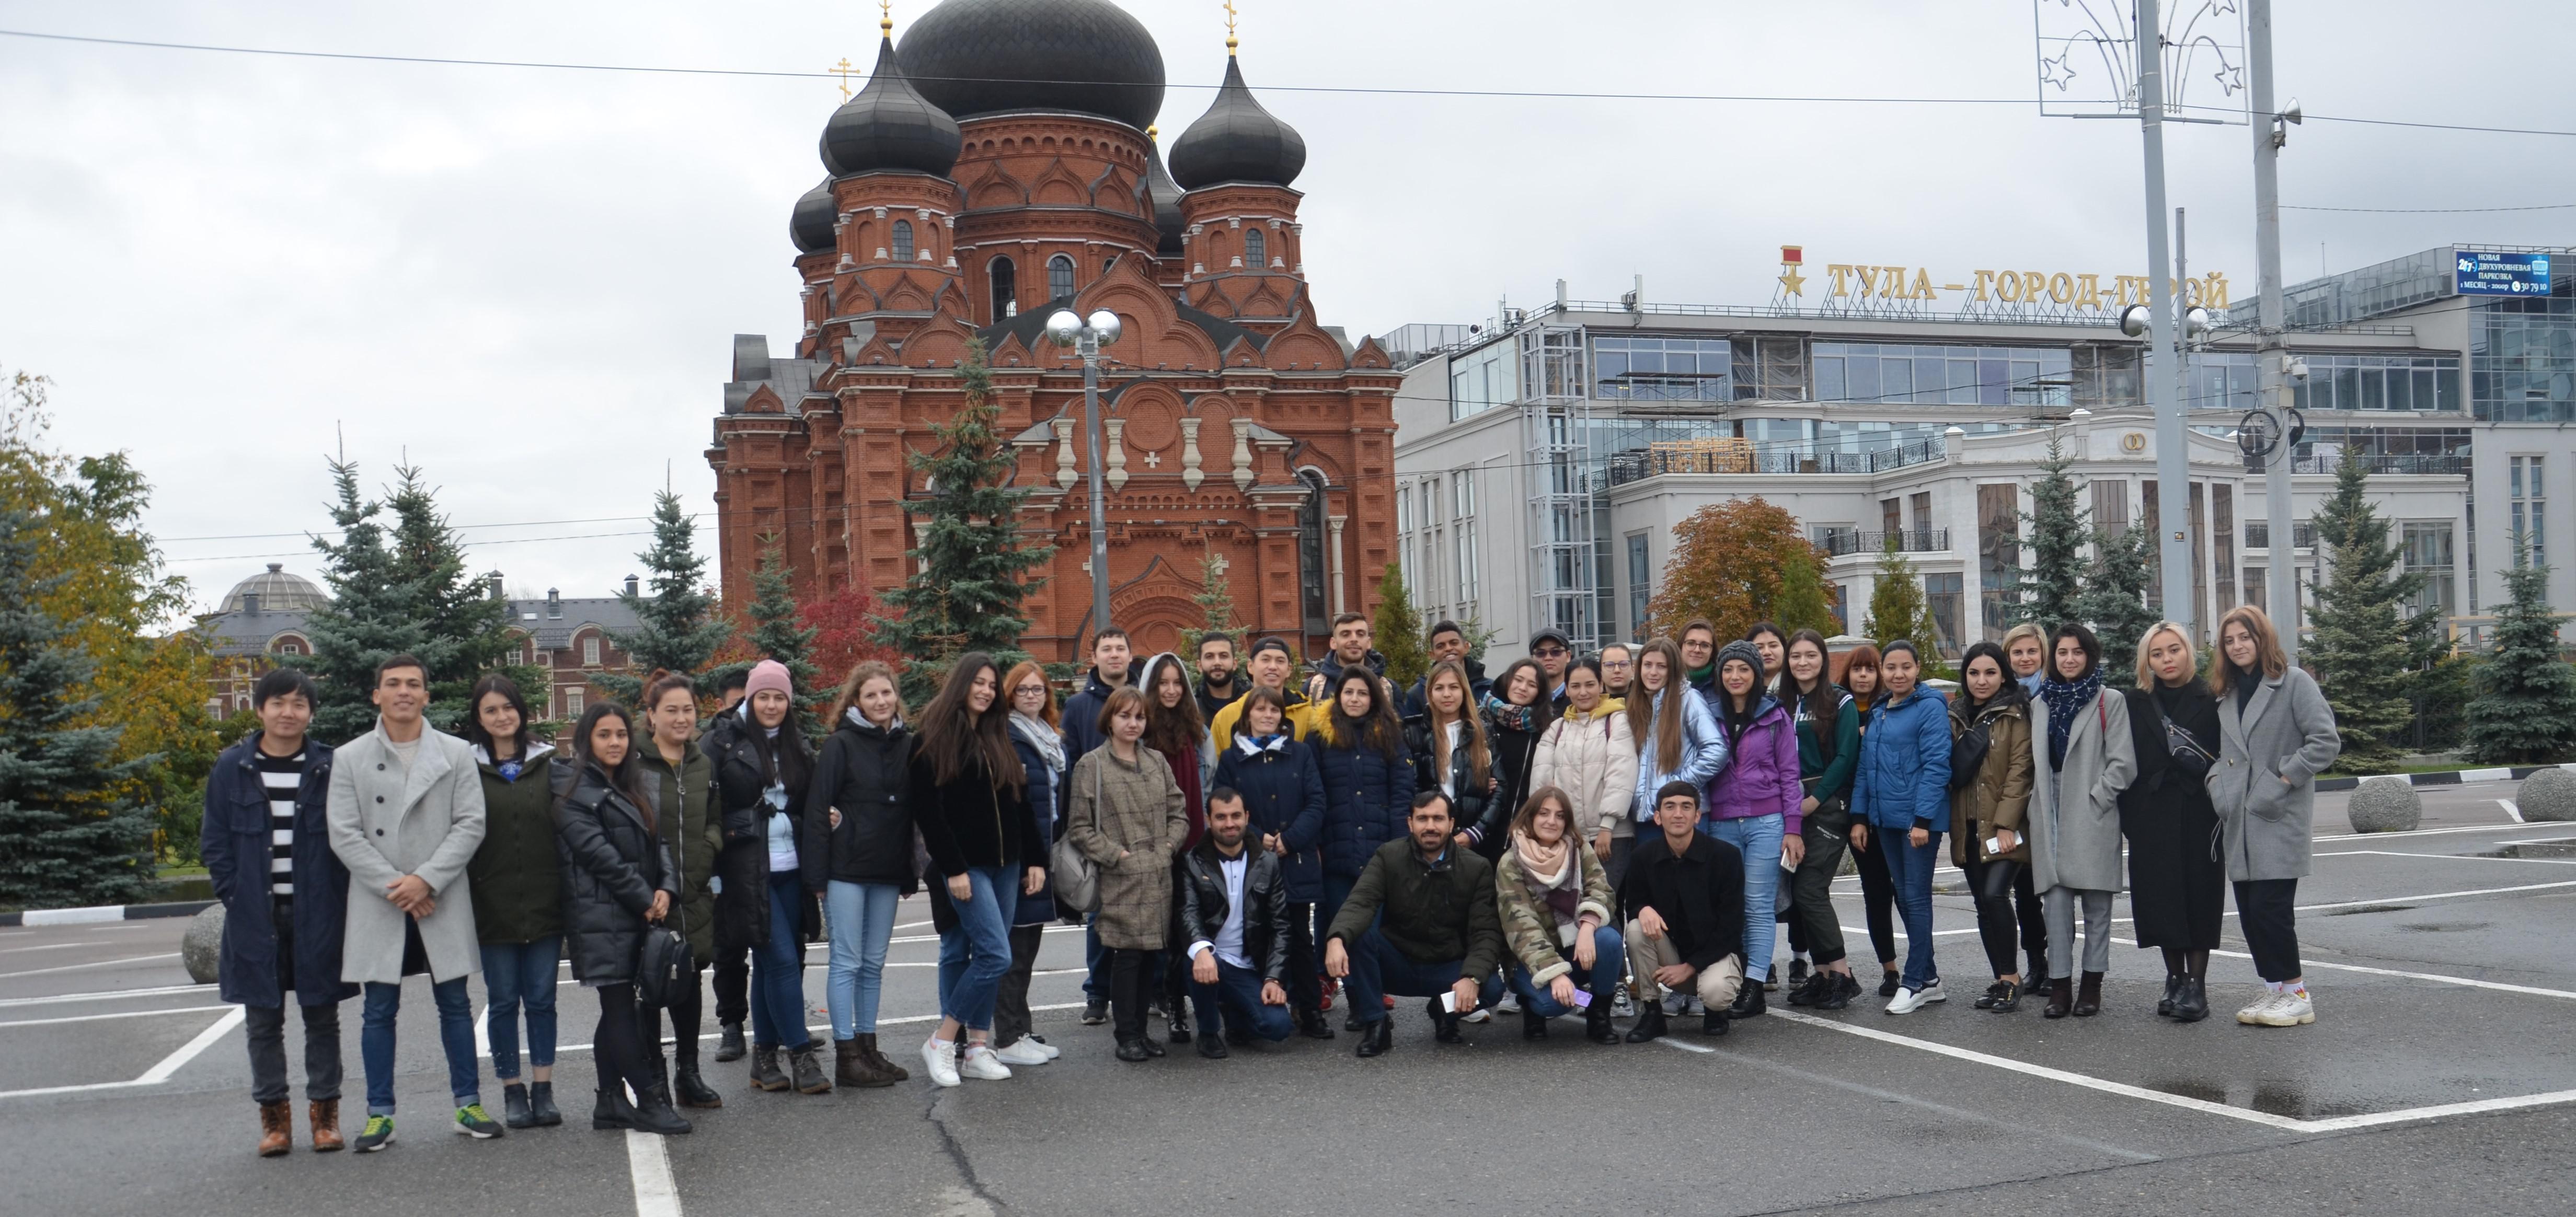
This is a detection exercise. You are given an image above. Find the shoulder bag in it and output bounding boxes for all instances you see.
[1049,757,1102,915]
[636,923,693,1009]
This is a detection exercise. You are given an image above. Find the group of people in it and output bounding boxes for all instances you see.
[201,601,2339,1157]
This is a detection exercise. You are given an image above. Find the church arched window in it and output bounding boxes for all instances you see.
[1297,468,1329,634]
[1244,229,1266,269]
[1048,254,1076,301]
[988,256,1017,320]
[891,219,914,261]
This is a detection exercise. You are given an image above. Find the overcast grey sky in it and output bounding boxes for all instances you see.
[4,0,2570,613]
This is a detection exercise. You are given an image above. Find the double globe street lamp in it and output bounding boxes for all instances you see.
[1046,308,1124,642]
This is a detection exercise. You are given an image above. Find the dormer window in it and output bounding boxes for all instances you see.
[891,219,914,262]
[1048,253,1075,300]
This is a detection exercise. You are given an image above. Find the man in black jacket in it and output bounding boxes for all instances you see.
[1620,781,1746,1041]
[1174,789,1294,1057]
[1192,632,1242,721]
[1322,791,1506,1057]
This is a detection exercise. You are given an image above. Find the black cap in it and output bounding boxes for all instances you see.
[1528,628,1573,652]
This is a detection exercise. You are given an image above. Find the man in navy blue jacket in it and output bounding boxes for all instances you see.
[202,669,358,1156]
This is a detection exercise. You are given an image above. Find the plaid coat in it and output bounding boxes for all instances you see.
[1065,744,1189,949]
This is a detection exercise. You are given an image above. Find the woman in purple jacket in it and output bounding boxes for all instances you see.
[1703,641,1803,1021]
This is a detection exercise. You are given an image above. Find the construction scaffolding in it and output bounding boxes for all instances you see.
[1521,324,1602,651]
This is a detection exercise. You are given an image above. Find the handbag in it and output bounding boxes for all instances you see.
[636,924,693,1009]
[1049,757,1102,915]
[1949,718,1993,792]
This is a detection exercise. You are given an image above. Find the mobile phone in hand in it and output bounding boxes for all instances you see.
[1569,989,1593,1010]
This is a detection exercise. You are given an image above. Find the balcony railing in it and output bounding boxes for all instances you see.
[1604,436,1946,486]
[2243,521,2317,550]
[1817,527,1951,557]
[2242,453,2469,476]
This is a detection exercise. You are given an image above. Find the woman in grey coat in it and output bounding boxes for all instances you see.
[2023,623,2135,1020]
[2206,606,2341,1029]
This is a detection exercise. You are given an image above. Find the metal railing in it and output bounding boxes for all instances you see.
[2243,521,2317,550]
[1604,436,1946,486]
[2277,453,2468,476]
[1818,527,1951,557]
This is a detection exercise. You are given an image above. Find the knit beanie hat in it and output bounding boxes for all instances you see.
[1714,640,1765,685]
[745,659,794,701]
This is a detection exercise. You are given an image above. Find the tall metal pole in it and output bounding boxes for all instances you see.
[1080,335,1113,641]
[2249,0,2298,663]
[2136,0,2195,635]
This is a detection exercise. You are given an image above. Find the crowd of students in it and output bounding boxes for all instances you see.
[201,603,2339,1157]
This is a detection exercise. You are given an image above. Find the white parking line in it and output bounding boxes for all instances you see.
[0,943,87,955]
[628,1129,683,1217]
[0,1004,232,1029]
[2500,798,2526,824]
[0,1006,244,1099]
[0,982,215,1009]
[0,953,181,980]
[2318,849,2576,866]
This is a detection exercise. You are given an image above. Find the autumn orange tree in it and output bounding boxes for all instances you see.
[1644,497,1836,642]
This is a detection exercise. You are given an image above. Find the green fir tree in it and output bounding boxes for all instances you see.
[1772,545,1839,638]
[2014,435,2090,631]
[867,338,1054,706]
[1373,563,1428,693]
[2462,557,2576,763]
[597,489,733,703]
[2305,447,2430,772]
[741,536,822,737]
[0,505,157,907]
[2078,520,2161,689]
[1861,534,1944,662]
[1176,546,1241,678]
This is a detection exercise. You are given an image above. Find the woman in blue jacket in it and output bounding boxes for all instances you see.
[1313,666,1415,1030]
[1850,640,1952,1014]
[1213,685,1330,1038]
[1626,638,1729,837]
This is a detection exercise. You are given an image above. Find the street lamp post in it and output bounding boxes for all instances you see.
[2133,0,2196,638]
[1046,307,1124,644]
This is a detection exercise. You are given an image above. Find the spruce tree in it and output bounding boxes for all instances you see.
[1176,546,1241,677]
[1861,534,1943,660]
[597,489,733,703]
[867,338,1054,706]
[741,536,822,737]
[2078,521,2160,689]
[1373,562,1428,693]
[0,506,157,907]
[1772,545,1839,638]
[383,465,518,729]
[2462,558,2576,763]
[2014,436,2090,630]
[2304,447,2428,772]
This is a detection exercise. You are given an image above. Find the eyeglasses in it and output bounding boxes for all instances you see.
[1533,646,1568,658]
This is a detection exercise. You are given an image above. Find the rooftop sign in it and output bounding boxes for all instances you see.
[2455,251,2551,297]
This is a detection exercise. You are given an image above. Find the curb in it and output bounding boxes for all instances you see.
[0,899,217,929]
[2315,762,2576,793]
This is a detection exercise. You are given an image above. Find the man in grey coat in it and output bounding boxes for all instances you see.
[325,655,497,1151]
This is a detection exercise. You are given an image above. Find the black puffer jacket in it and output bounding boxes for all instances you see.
[910,749,1034,877]
[1402,713,1492,847]
[801,710,918,893]
[1172,839,1293,983]
[552,759,678,985]
[704,707,818,951]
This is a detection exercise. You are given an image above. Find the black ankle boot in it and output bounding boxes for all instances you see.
[714,1022,746,1063]
[1355,1018,1394,1058]
[1728,979,1767,1019]
[1585,1004,1619,1044]
[591,1085,634,1130]
[502,1082,533,1129]
[2158,973,2183,1017]
[1522,1009,1549,1040]
[1295,1006,1336,1040]
[626,1090,693,1136]
[672,1061,722,1108]
[1703,1009,1730,1036]
[1624,1003,1669,1044]
[2173,976,2211,1023]
[1428,999,1465,1045]
[527,1081,561,1127]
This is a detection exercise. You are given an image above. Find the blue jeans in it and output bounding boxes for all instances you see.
[360,977,478,1116]
[1339,928,1503,1025]
[1887,828,1946,991]
[477,937,560,1080]
[1083,917,1108,1000]
[1505,924,1625,1017]
[1186,956,1295,1042]
[1703,813,1785,981]
[824,880,900,1038]
[750,873,813,1050]
[935,866,1018,1033]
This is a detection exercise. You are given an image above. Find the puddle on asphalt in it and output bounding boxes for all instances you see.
[2486,838,2576,860]
[2143,1077,2373,1120]
[2324,903,2418,916]
[2397,922,2493,932]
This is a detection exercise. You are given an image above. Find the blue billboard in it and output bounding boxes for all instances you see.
[2456,250,2552,296]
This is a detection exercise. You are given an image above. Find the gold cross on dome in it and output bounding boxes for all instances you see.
[1224,1,1239,51]
[831,56,858,99]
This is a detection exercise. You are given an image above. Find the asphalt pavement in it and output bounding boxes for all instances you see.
[7,781,2573,1216]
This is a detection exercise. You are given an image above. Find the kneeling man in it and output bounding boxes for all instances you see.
[1322,791,1506,1057]
[1620,781,1746,1041]
[1175,789,1296,1057]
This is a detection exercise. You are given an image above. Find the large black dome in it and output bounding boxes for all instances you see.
[896,0,1166,132]
[790,177,837,254]
[821,34,962,177]
[1143,130,1185,255]
[1168,54,1304,190]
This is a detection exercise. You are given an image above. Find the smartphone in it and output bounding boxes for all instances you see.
[1983,836,2003,858]
[1439,991,1458,1013]
[1569,989,1593,1010]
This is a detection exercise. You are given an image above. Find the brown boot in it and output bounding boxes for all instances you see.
[308,1099,343,1152]
[859,1033,909,1083]
[833,1038,871,1088]
[2043,977,2074,1019]
[257,1100,292,1157]
[2074,971,2104,1017]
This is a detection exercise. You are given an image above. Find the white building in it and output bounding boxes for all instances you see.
[1389,245,2562,663]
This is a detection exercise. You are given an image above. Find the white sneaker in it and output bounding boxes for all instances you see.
[958,1045,1013,1080]
[2236,991,2281,1025]
[991,1038,1051,1067]
[2254,990,2315,1027]
[921,1037,962,1087]
[1494,992,1521,1015]
[1662,993,1689,1016]
[1025,1034,1061,1061]
[1884,981,1942,1014]
[1612,991,1637,1019]
[1459,1007,1491,1023]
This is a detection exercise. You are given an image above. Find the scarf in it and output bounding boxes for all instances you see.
[1009,711,1065,777]
[1482,691,1540,735]
[2232,663,2261,713]
[1509,828,1583,938]
[2038,669,2103,771]
[1686,662,1715,688]
[1236,731,1288,757]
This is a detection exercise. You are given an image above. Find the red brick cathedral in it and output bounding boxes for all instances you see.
[709,0,1399,664]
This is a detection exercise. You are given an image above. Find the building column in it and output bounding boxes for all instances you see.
[1329,513,1349,615]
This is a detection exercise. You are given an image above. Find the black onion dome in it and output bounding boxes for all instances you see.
[791,177,838,254]
[821,36,963,176]
[1143,131,1185,255]
[897,0,1166,131]
[1168,54,1305,190]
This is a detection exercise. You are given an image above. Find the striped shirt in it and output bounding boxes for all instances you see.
[254,750,307,900]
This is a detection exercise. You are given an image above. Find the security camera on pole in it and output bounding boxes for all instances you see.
[1048,306,1125,641]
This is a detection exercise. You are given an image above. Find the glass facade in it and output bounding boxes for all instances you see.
[1814,343,2072,407]
[1627,533,1652,639]
[2511,455,2545,567]
[1593,335,1733,402]
[2471,284,2576,422]
[1977,484,2019,641]
[2402,523,2456,619]
[1448,339,1514,420]
[1924,573,1964,657]
[2290,353,2463,414]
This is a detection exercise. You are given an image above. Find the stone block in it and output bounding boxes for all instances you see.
[182,903,224,985]
[2520,766,2576,822]
[2346,775,2422,833]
